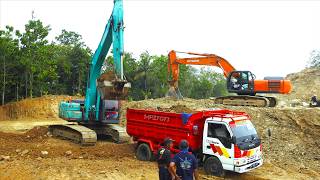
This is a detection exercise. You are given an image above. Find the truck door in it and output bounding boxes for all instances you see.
[203,121,234,170]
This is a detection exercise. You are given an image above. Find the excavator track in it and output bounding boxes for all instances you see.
[86,124,130,143]
[214,95,275,107]
[49,124,97,146]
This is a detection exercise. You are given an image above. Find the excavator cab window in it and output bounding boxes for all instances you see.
[228,71,254,94]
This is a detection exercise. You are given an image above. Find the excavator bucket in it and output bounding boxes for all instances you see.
[97,71,131,100]
[166,81,183,99]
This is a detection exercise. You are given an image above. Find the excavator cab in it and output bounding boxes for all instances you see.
[227,71,255,95]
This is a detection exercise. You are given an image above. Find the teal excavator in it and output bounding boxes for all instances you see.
[49,0,131,145]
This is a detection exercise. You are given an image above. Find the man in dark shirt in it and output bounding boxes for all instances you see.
[170,140,199,180]
[157,138,174,180]
[311,95,319,106]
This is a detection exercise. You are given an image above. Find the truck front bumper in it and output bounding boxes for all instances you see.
[234,159,263,173]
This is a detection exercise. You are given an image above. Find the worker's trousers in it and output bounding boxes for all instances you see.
[159,166,171,180]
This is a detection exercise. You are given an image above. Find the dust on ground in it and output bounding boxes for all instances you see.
[1,68,320,179]
[0,127,316,180]
[1,97,315,179]
[0,118,71,133]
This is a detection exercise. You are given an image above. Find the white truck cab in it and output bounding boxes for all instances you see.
[202,115,263,176]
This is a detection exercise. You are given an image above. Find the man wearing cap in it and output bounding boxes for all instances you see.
[311,95,319,106]
[157,138,174,180]
[170,140,199,180]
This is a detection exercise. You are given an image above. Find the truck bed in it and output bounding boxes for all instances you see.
[126,108,247,152]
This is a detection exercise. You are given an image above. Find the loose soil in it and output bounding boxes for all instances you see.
[1,68,320,179]
[0,126,318,180]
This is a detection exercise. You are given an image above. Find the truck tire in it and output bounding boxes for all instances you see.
[136,143,152,161]
[204,156,225,177]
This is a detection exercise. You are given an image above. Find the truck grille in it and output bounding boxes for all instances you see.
[247,155,257,163]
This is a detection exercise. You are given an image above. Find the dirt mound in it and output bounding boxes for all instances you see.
[0,126,134,160]
[120,97,218,125]
[0,126,49,143]
[282,67,320,102]
[0,95,77,121]
[24,126,49,139]
[157,104,196,113]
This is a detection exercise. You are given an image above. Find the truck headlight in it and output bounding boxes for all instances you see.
[234,158,247,166]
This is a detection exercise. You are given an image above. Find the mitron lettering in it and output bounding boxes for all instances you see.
[144,114,170,122]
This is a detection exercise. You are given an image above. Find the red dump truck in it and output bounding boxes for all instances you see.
[126,108,263,176]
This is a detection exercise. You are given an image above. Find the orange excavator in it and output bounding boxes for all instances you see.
[167,50,292,107]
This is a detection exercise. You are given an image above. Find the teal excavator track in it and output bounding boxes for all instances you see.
[49,124,97,146]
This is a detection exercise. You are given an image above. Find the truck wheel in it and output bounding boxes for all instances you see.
[204,156,225,177]
[136,143,152,161]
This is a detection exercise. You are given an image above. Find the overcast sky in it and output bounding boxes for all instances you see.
[1,0,320,78]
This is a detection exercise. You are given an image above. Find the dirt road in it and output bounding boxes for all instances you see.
[0,118,71,133]
[0,123,319,180]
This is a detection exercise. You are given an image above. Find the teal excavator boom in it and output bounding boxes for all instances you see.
[84,0,128,121]
[50,0,131,145]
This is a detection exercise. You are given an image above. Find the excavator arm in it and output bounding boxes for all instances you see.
[167,50,235,98]
[168,50,235,80]
[84,0,129,121]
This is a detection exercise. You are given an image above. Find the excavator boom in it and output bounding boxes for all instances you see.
[168,50,235,80]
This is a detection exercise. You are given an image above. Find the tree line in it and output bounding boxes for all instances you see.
[0,18,227,105]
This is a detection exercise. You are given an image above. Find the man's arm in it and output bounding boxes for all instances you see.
[169,162,180,180]
[193,169,199,180]
[192,154,199,180]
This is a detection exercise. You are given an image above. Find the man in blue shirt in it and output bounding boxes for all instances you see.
[169,140,199,180]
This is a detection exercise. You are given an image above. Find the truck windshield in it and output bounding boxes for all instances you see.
[231,120,258,139]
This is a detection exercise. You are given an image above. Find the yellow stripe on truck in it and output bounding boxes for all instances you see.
[221,147,230,158]
[248,149,255,157]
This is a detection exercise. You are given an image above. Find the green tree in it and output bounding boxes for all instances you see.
[0,18,229,104]
[148,55,168,98]
[0,26,20,104]
[55,29,91,95]
[36,44,58,96]
[137,51,152,99]
[20,19,51,98]
[56,29,84,47]
[187,68,228,99]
